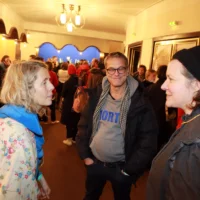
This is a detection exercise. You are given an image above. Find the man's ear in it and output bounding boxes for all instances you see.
[127,68,130,76]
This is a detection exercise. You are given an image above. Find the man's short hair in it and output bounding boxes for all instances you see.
[35,56,44,61]
[104,52,128,68]
[1,61,47,113]
[29,55,36,60]
[61,62,68,70]
[145,69,156,79]
[92,58,99,64]
[138,64,146,71]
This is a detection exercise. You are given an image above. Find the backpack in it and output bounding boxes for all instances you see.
[72,86,89,113]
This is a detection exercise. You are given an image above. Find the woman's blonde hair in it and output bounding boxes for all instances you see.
[1,60,47,113]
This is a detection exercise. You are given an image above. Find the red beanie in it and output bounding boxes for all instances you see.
[68,64,76,75]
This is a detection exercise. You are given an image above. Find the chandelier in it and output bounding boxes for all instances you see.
[55,4,85,32]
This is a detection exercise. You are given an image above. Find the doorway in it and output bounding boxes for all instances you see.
[127,42,142,74]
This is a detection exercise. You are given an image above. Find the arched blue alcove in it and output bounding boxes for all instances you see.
[60,44,80,63]
[81,46,100,62]
[38,43,57,61]
[38,43,100,63]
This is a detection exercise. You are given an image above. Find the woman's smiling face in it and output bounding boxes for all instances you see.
[161,59,199,114]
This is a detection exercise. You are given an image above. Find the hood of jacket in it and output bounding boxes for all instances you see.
[0,104,42,135]
[90,68,103,75]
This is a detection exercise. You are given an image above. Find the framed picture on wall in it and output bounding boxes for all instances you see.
[151,32,200,70]
[172,38,200,54]
[152,42,173,71]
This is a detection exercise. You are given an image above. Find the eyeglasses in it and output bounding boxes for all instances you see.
[106,67,127,75]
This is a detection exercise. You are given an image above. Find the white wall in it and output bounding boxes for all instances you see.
[0,2,24,60]
[126,0,200,68]
[0,2,24,33]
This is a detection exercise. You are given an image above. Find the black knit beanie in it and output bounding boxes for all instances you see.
[173,46,200,80]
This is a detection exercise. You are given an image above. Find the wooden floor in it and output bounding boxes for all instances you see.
[41,115,149,200]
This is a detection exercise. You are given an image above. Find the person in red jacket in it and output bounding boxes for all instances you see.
[46,61,59,123]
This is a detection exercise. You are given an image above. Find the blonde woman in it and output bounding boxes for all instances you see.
[0,61,53,199]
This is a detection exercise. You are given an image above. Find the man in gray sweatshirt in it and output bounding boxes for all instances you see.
[76,52,158,200]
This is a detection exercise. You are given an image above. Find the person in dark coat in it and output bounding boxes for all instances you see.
[143,69,156,88]
[76,52,158,200]
[87,63,104,89]
[147,65,168,150]
[147,46,200,200]
[60,64,80,146]
[0,55,11,108]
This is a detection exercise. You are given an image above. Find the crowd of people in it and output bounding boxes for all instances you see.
[0,46,200,199]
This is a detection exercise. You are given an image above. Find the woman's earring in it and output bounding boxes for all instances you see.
[191,100,196,107]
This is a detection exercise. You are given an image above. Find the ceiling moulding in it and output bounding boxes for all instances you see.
[0,18,6,35]
[24,22,125,42]
[5,27,19,40]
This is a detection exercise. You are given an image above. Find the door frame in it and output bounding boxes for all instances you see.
[127,41,142,74]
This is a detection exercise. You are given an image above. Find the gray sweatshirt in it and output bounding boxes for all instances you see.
[90,75,138,162]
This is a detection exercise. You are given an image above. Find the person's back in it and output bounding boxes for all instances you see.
[78,69,89,86]
[147,65,167,150]
[87,68,104,89]
[61,65,80,146]
[58,68,69,83]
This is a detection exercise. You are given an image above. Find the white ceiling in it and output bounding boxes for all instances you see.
[2,0,163,35]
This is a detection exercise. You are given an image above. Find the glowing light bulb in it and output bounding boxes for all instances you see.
[60,13,67,24]
[75,15,81,26]
[67,22,73,32]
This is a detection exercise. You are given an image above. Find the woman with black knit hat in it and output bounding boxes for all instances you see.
[147,46,200,200]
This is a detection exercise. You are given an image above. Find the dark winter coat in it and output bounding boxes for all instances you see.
[87,68,104,89]
[146,79,167,149]
[76,84,158,183]
[60,75,79,125]
[147,107,200,200]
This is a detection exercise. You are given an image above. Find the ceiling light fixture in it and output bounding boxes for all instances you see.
[56,4,85,32]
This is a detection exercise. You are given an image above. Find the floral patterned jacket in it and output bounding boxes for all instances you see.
[0,118,39,199]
